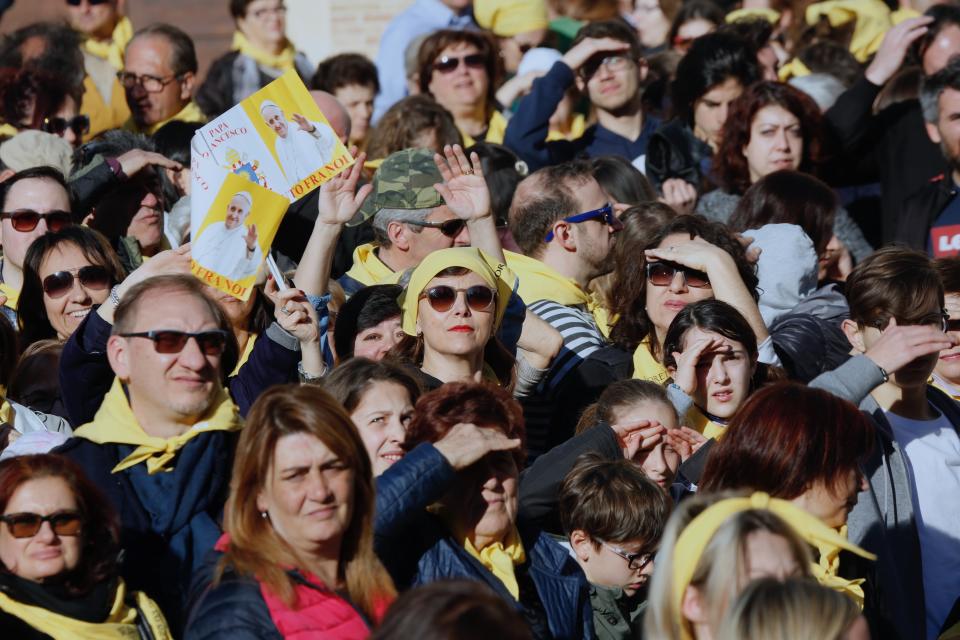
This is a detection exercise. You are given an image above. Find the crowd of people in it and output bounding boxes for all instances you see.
[0,0,957,638]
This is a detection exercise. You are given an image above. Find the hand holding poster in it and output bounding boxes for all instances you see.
[190,69,354,299]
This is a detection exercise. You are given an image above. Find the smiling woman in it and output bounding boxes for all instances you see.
[17,226,125,348]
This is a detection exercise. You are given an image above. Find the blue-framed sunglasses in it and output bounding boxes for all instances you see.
[544,203,622,242]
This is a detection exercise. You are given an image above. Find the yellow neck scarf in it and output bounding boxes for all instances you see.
[344,243,396,289]
[126,101,206,136]
[460,110,508,147]
[232,31,297,72]
[810,524,872,607]
[74,378,242,475]
[0,578,172,640]
[685,406,726,440]
[0,281,19,311]
[672,493,876,640]
[82,16,134,71]
[462,528,526,600]
[0,399,13,424]
[231,333,258,376]
[546,113,587,142]
[632,337,670,385]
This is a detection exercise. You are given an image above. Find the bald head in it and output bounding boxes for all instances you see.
[310,90,351,145]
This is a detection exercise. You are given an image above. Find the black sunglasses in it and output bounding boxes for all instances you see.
[405,218,466,238]
[41,115,90,138]
[646,261,711,289]
[42,265,112,299]
[0,209,73,233]
[118,330,230,356]
[433,53,486,74]
[0,510,82,538]
[420,285,496,313]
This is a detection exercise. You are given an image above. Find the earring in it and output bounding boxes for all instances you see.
[260,511,268,520]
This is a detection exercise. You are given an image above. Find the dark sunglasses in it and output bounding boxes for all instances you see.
[405,218,466,238]
[41,115,90,138]
[0,209,73,233]
[42,265,112,299]
[420,285,496,313]
[433,53,486,74]
[0,511,82,538]
[544,203,622,242]
[118,329,230,356]
[646,261,711,289]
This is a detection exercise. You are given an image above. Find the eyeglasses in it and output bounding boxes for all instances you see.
[433,53,487,74]
[66,0,109,5]
[869,311,950,333]
[0,511,82,538]
[42,265,112,299]
[599,540,653,571]
[579,55,634,80]
[116,71,182,93]
[405,218,467,238]
[419,285,496,313]
[118,330,230,356]
[646,261,711,289]
[41,115,90,139]
[0,209,72,233]
[544,203,622,242]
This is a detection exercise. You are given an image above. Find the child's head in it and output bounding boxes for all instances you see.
[576,379,680,489]
[559,453,670,596]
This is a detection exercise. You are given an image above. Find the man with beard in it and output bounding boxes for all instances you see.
[259,99,337,184]
[901,57,960,255]
[506,159,622,457]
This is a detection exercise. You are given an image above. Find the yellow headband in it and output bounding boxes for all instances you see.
[399,247,515,336]
[671,492,876,640]
[725,7,780,23]
[473,0,549,36]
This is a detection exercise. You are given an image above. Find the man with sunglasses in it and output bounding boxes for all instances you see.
[506,160,621,457]
[504,19,658,172]
[0,166,73,328]
[121,24,206,135]
[811,247,960,640]
[56,274,243,630]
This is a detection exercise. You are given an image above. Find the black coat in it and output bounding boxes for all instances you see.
[895,174,956,250]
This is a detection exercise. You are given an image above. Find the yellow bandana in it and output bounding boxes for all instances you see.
[343,243,397,289]
[0,282,19,311]
[74,378,242,475]
[546,113,586,142]
[462,528,527,600]
[805,0,892,62]
[672,492,876,640]
[810,524,872,608]
[125,101,206,136]
[232,31,297,72]
[632,338,670,385]
[231,333,258,376]
[461,111,508,147]
[778,57,813,81]
[0,578,172,640]
[685,405,726,440]
[82,16,134,71]
[725,7,780,23]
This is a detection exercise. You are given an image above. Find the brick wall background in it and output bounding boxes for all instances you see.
[0,0,412,82]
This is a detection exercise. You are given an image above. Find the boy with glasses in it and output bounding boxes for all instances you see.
[558,454,669,640]
[812,247,960,639]
[504,20,658,172]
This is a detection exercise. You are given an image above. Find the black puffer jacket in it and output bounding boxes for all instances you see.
[644,119,714,194]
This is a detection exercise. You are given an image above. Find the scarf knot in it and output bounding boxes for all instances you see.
[232,31,297,71]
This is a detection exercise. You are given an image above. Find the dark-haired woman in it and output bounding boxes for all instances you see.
[0,454,171,638]
[695,81,872,262]
[646,32,760,195]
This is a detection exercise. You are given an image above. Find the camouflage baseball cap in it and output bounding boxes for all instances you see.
[348,148,445,227]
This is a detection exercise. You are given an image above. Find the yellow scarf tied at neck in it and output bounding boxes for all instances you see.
[672,492,876,640]
[231,334,258,376]
[778,57,813,82]
[506,250,610,334]
[0,281,19,311]
[810,524,873,608]
[82,16,134,71]
[232,31,297,71]
[74,378,242,475]
[685,405,726,440]
[126,101,206,136]
[632,337,670,385]
[0,578,172,640]
[343,243,398,289]
[463,528,527,600]
[461,110,508,147]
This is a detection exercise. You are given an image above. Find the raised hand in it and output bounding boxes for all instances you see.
[291,113,316,133]
[671,336,724,395]
[433,144,491,222]
[666,427,708,462]
[865,16,932,86]
[561,36,631,73]
[244,224,259,252]
[433,422,522,470]
[644,235,731,276]
[611,420,667,461]
[317,152,372,227]
[272,286,320,345]
[116,149,182,177]
[860,317,958,375]
[659,178,697,215]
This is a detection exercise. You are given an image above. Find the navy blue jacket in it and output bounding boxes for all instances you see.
[375,443,595,639]
[503,61,660,172]
[55,430,237,633]
[58,308,302,425]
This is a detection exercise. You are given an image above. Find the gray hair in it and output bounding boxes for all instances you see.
[371,207,432,246]
[920,55,960,123]
[788,74,846,112]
